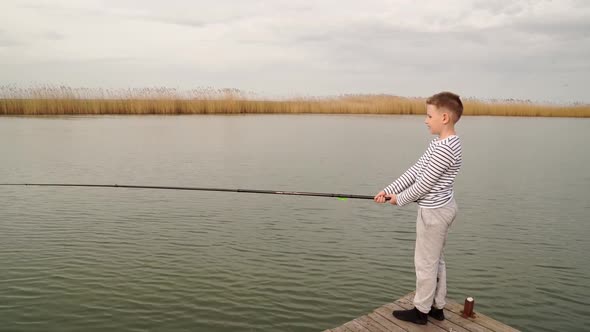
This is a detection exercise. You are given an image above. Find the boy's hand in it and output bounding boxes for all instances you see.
[374,191,387,203]
[387,194,397,205]
[374,192,398,205]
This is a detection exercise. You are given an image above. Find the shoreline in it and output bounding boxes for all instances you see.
[2,97,588,118]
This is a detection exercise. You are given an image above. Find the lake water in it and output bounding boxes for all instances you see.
[1,115,589,331]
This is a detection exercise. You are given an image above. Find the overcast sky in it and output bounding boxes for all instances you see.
[1,0,589,102]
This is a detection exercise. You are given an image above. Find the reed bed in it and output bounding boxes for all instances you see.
[1,86,588,117]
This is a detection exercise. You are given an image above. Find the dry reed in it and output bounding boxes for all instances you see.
[1,86,588,117]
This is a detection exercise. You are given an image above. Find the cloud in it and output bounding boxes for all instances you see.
[0,0,588,102]
[0,29,22,47]
[42,31,65,41]
[18,2,108,17]
[472,0,529,16]
[512,16,590,40]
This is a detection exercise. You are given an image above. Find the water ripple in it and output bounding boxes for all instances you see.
[2,116,589,332]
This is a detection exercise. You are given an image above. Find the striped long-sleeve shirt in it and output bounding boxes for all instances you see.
[384,135,462,208]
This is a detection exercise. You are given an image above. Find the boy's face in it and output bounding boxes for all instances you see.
[424,104,449,135]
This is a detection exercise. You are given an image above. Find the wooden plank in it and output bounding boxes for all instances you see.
[327,293,519,332]
[367,312,408,332]
[443,301,520,332]
[401,292,416,302]
[440,310,495,332]
[375,303,447,332]
[338,320,363,332]
[401,292,518,332]
[354,315,392,332]
[395,297,484,332]
[343,319,373,332]
[394,296,471,332]
[340,323,359,332]
[331,325,351,332]
[397,296,492,332]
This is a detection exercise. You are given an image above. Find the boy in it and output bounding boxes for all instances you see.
[374,91,463,325]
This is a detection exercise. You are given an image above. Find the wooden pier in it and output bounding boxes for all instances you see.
[324,292,520,332]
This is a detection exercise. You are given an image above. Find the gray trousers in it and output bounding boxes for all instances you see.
[413,198,458,313]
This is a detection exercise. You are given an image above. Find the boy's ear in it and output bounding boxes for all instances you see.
[442,111,450,124]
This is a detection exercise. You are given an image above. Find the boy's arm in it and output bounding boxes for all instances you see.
[383,152,426,195]
[396,145,455,206]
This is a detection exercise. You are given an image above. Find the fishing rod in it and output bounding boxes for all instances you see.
[0,183,390,201]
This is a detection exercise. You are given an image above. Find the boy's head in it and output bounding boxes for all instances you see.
[424,91,463,135]
[426,92,463,123]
